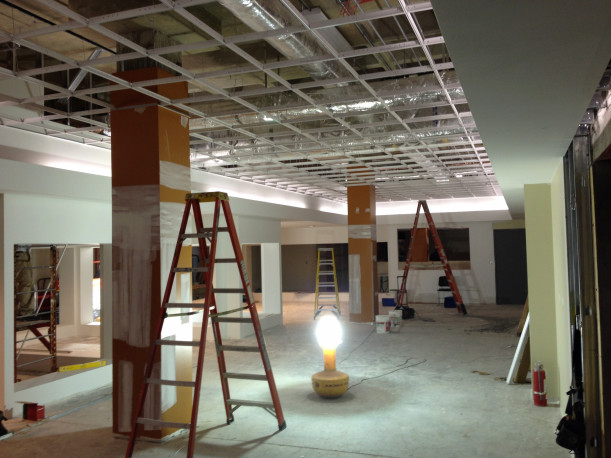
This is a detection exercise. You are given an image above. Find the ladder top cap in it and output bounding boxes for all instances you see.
[187,192,229,202]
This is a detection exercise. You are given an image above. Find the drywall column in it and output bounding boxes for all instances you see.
[261,243,282,315]
[524,164,571,405]
[78,247,94,327]
[100,243,112,360]
[348,185,378,322]
[110,67,192,439]
[0,194,4,412]
[57,248,77,337]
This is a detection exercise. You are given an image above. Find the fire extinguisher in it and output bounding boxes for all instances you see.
[533,362,547,406]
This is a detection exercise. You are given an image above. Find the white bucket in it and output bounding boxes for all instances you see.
[375,315,390,334]
[388,310,402,333]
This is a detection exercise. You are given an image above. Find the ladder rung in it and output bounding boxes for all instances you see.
[181,231,209,239]
[223,372,268,381]
[156,339,199,347]
[227,399,274,408]
[213,288,245,294]
[213,258,237,263]
[181,228,230,239]
[318,282,335,286]
[164,302,205,309]
[16,333,54,343]
[137,418,190,429]
[318,261,334,265]
[174,267,207,273]
[15,288,57,295]
[16,356,55,368]
[147,378,196,388]
[219,345,260,352]
[213,317,252,323]
[16,320,50,329]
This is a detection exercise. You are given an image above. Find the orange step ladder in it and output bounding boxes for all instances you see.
[397,200,467,315]
[126,192,286,458]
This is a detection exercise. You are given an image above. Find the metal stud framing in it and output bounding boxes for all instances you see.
[0,0,500,203]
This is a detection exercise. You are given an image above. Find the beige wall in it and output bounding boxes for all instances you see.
[550,163,572,407]
[524,162,571,405]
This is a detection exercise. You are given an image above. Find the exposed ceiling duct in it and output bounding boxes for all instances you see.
[190,71,464,129]
[217,0,348,81]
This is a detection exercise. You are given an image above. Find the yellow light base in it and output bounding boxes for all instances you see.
[312,370,349,398]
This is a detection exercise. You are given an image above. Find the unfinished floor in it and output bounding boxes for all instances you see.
[1,301,567,457]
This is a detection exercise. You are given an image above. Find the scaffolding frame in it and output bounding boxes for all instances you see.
[14,244,66,382]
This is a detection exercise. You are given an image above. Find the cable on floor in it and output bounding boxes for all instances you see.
[347,358,427,391]
[338,326,375,365]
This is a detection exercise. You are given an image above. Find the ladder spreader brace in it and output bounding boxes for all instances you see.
[397,200,467,315]
[126,192,286,458]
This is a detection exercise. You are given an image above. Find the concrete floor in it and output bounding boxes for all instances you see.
[1,301,569,457]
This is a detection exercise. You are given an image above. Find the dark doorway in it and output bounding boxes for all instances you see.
[493,229,528,304]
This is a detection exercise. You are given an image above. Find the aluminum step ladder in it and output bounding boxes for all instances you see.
[313,247,340,319]
[126,192,286,458]
[397,200,467,315]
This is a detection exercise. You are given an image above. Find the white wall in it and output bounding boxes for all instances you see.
[0,142,512,413]
[282,225,347,245]
[281,217,502,305]
[0,157,113,412]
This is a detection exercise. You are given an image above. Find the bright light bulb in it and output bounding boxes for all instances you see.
[315,315,342,350]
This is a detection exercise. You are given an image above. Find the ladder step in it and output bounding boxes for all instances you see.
[16,333,55,343]
[146,378,196,388]
[219,345,260,352]
[223,372,268,381]
[181,228,230,239]
[137,418,190,429]
[227,399,274,408]
[213,317,252,323]
[16,320,50,329]
[17,356,55,368]
[174,267,208,273]
[211,258,237,263]
[156,339,199,347]
[318,282,335,286]
[164,302,205,309]
[193,287,244,294]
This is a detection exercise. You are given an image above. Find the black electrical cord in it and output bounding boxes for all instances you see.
[348,358,427,391]
[338,326,375,365]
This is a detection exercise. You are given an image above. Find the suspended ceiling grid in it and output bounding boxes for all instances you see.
[0,0,500,203]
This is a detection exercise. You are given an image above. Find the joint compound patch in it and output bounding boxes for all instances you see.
[348,224,376,240]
